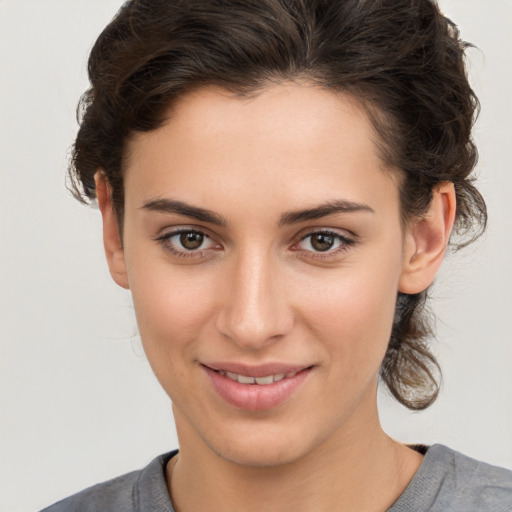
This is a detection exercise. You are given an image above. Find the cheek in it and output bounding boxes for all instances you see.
[128,269,220,408]
[126,253,218,368]
[296,259,400,372]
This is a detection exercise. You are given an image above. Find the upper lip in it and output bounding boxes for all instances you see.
[202,362,312,377]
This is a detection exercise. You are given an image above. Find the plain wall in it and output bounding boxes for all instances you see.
[1,1,511,511]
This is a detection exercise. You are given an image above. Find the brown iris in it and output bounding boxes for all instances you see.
[310,233,335,252]
[180,232,204,250]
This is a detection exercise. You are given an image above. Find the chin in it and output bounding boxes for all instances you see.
[212,440,304,468]
[199,420,322,469]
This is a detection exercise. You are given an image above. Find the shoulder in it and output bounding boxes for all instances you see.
[442,445,512,510]
[39,451,177,512]
[390,444,512,512]
[39,470,140,512]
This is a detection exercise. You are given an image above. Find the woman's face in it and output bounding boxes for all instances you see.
[118,84,413,467]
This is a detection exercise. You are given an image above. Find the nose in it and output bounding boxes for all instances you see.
[215,249,294,350]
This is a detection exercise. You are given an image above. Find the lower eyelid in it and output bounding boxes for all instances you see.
[293,232,355,257]
[157,229,222,256]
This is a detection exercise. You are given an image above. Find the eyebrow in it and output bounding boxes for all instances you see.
[141,198,374,226]
[141,199,227,226]
[278,200,374,226]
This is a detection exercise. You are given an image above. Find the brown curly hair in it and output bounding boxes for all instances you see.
[69,0,487,410]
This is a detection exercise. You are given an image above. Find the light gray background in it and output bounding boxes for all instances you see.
[1,1,511,511]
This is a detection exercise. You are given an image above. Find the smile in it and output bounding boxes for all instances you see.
[203,364,313,411]
[216,370,298,385]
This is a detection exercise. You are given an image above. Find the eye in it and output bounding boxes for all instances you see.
[179,231,206,250]
[157,228,220,258]
[296,230,354,255]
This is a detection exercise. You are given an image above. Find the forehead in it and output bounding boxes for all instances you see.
[138,84,380,154]
[123,83,400,217]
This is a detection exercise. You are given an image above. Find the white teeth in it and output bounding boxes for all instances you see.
[237,374,256,384]
[255,375,274,385]
[219,370,297,384]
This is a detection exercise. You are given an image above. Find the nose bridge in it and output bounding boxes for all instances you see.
[216,245,292,348]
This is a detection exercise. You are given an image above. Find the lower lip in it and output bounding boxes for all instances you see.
[203,366,311,411]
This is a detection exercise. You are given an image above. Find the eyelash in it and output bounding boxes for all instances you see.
[156,228,219,259]
[295,230,355,259]
[156,228,355,260]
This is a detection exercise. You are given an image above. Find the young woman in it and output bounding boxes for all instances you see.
[40,0,512,510]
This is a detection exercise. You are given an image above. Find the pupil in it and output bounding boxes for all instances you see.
[311,234,334,251]
[180,232,204,250]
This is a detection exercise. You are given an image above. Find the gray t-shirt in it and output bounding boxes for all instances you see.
[41,445,512,511]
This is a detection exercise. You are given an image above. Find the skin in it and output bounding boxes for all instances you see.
[97,83,456,512]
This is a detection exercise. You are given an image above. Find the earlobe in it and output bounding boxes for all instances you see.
[95,172,130,290]
[399,182,456,294]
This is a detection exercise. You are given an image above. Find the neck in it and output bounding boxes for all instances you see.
[168,397,422,512]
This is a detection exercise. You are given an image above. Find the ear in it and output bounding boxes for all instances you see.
[399,182,456,294]
[95,172,130,289]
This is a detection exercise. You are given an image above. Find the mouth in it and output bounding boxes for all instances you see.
[202,363,313,411]
[212,369,304,385]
